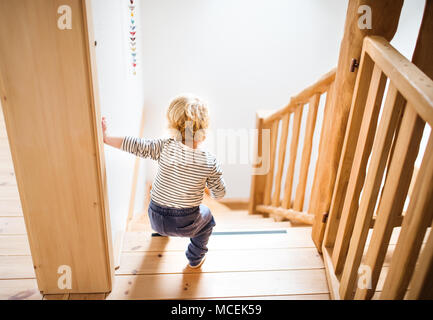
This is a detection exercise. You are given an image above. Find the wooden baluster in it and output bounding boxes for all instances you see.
[331,64,387,273]
[308,85,334,234]
[407,218,433,300]
[311,0,404,251]
[263,120,279,205]
[380,133,433,299]
[248,114,267,214]
[272,113,290,207]
[293,94,320,211]
[322,50,376,250]
[282,106,303,208]
[338,84,404,299]
[353,100,424,300]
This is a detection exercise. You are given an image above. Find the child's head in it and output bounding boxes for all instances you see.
[167,94,209,144]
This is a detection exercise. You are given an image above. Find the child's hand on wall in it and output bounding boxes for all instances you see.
[101,116,108,143]
[101,117,124,149]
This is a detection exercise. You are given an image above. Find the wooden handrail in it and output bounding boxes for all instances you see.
[364,36,433,125]
[262,68,336,125]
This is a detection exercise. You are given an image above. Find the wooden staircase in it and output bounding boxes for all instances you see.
[101,197,329,300]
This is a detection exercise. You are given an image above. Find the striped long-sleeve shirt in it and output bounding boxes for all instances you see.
[121,137,226,208]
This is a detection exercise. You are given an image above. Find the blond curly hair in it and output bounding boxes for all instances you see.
[166,94,209,142]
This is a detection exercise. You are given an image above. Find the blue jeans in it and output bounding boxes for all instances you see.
[148,200,216,266]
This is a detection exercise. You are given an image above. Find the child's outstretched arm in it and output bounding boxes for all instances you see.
[101,117,165,160]
[102,117,124,149]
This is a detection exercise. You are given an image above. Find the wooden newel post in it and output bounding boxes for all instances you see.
[311,0,403,251]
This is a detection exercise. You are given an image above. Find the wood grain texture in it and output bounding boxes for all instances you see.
[272,113,290,207]
[0,235,31,255]
[116,247,323,275]
[199,293,330,300]
[331,64,387,273]
[248,115,267,214]
[407,219,433,299]
[107,269,329,300]
[411,0,433,80]
[0,256,35,279]
[380,134,433,299]
[339,85,404,299]
[364,37,433,125]
[322,50,376,250]
[256,205,314,225]
[263,120,280,205]
[312,0,403,250]
[308,86,334,216]
[0,279,42,300]
[122,228,316,252]
[0,0,113,293]
[354,102,424,300]
[282,106,303,208]
[293,94,320,211]
[0,217,26,235]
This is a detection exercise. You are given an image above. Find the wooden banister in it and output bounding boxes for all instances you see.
[262,68,336,126]
[322,36,433,300]
[249,68,336,225]
[364,36,433,123]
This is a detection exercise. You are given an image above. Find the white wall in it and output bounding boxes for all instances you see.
[138,0,347,199]
[137,0,427,200]
[91,0,147,239]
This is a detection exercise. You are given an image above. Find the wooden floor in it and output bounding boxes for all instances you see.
[0,112,43,300]
[0,111,330,300]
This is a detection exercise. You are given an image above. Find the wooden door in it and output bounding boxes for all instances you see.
[0,0,113,294]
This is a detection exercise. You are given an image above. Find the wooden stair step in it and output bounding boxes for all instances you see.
[0,217,27,234]
[106,269,329,300]
[0,199,22,217]
[0,279,42,300]
[198,293,330,300]
[116,247,323,275]
[122,228,315,252]
[0,186,20,198]
[0,235,30,255]
[0,256,35,279]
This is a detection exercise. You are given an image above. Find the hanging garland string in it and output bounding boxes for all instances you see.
[129,0,137,75]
